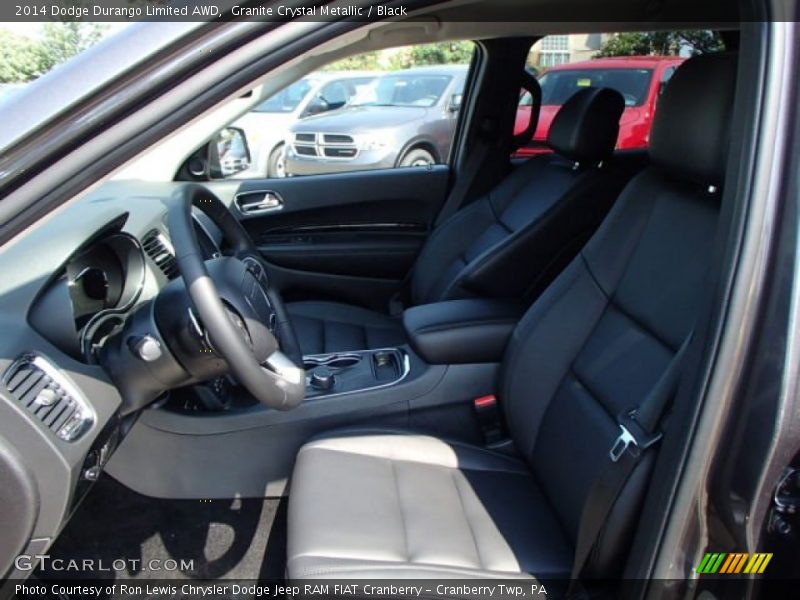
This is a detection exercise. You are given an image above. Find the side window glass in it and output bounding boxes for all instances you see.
[221,42,475,179]
[317,81,349,111]
[659,66,678,96]
[514,32,722,159]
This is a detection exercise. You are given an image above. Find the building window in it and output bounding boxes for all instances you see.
[538,35,570,67]
[540,52,570,67]
[541,35,569,51]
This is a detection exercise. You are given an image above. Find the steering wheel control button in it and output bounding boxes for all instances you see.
[128,335,162,362]
[310,368,335,392]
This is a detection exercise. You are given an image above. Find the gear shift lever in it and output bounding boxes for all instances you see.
[310,367,335,392]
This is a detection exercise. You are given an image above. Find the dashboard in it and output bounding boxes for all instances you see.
[28,211,222,364]
[0,182,228,578]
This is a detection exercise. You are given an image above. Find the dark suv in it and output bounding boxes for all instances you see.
[284,64,467,175]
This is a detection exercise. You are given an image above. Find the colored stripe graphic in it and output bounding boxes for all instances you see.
[744,553,773,574]
[697,553,713,573]
[698,553,726,573]
[733,553,749,573]
[720,553,736,574]
[698,552,773,574]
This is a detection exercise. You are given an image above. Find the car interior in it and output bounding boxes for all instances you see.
[0,0,794,596]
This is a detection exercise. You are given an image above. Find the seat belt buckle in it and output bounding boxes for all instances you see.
[609,410,662,462]
[474,394,504,445]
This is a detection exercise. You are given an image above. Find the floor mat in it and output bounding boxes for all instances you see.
[36,475,287,581]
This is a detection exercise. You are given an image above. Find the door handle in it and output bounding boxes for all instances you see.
[235,191,284,215]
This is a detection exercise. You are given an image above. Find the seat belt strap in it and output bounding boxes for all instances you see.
[388,128,496,314]
[569,332,694,586]
[435,127,495,228]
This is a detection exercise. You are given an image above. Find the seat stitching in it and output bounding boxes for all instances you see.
[608,296,678,353]
[451,469,484,570]
[298,444,530,477]
[390,460,410,563]
[579,253,610,300]
[578,176,661,300]
[290,557,533,578]
[568,367,616,423]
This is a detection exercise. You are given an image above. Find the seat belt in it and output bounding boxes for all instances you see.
[434,122,496,228]
[568,333,695,589]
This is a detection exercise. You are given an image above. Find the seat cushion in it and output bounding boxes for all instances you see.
[287,432,573,580]
[286,301,405,356]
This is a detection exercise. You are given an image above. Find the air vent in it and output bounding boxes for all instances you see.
[3,354,94,442]
[142,229,179,279]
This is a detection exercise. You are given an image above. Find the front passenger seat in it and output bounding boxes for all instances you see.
[287,86,627,355]
[287,53,736,581]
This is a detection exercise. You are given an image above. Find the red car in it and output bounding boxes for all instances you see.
[515,56,686,156]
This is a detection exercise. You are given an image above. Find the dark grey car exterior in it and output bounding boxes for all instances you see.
[284,65,467,176]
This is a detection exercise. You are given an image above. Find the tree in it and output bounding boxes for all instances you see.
[388,42,474,70]
[35,22,107,74]
[325,52,382,72]
[0,22,107,83]
[596,31,724,58]
[0,30,42,83]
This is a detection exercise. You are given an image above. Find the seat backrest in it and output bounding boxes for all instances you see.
[411,87,626,306]
[499,52,737,576]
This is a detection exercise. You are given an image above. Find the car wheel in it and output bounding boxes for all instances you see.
[399,148,435,168]
[267,145,286,178]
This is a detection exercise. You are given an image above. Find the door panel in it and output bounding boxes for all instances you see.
[231,166,450,308]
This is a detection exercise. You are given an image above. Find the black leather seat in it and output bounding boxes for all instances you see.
[287,87,627,355]
[287,53,737,581]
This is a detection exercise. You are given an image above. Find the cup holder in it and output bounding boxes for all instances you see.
[303,353,362,370]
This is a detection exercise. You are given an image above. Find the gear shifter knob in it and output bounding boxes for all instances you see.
[310,367,335,391]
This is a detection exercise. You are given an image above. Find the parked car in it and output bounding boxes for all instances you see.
[233,71,380,177]
[284,65,467,176]
[515,56,685,155]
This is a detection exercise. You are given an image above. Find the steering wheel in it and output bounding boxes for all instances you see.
[166,183,304,410]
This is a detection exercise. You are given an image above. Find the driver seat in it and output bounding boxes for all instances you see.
[287,53,736,581]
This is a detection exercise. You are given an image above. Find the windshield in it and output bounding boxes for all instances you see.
[253,79,314,113]
[352,74,453,108]
[539,68,654,107]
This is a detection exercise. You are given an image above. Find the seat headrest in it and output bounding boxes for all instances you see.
[547,87,624,164]
[650,53,737,186]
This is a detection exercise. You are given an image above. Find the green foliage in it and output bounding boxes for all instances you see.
[325,43,474,74]
[388,42,474,70]
[0,30,42,83]
[0,22,107,83]
[596,31,725,58]
[325,52,382,72]
[36,22,107,74]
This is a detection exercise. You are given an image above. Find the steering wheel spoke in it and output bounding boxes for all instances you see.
[162,184,305,410]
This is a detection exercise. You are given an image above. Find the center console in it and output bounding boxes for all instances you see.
[303,348,410,398]
[402,298,525,364]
